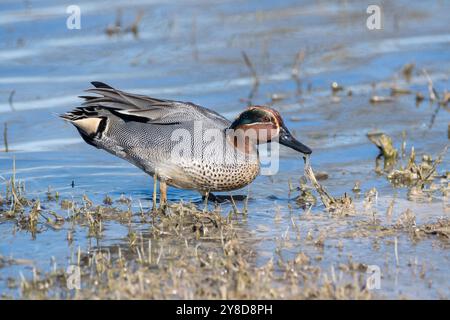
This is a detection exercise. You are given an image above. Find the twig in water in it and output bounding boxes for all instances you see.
[8,90,15,111]
[291,50,305,95]
[246,85,259,107]
[125,11,144,38]
[115,8,122,29]
[105,9,122,36]
[386,198,395,222]
[242,51,259,86]
[242,51,259,105]
[241,51,259,106]
[3,122,8,152]
[423,69,442,129]
[428,103,441,129]
[422,69,439,101]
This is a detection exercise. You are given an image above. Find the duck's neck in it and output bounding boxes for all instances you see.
[225,128,257,155]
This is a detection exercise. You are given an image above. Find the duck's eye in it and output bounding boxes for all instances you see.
[263,116,271,122]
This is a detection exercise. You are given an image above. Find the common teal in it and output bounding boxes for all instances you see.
[61,82,311,207]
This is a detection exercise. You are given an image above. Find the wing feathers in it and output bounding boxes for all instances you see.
[74,82,230,126]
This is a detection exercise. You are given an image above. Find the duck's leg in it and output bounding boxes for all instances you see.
[202,191,209,212]
[152,173,158,211]
[159,180,167,209]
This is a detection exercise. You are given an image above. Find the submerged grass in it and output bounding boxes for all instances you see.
[0,203,373,299]
[0,161,380,299]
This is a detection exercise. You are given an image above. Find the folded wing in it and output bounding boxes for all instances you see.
[78,81,230,126]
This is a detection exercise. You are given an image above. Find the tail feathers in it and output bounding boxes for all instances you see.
[91,81,114,89]
[75,82,116,105]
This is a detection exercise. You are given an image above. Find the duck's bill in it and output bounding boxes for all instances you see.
[279,126,312,154]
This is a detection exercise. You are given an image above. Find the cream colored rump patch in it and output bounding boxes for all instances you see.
[72,118,102,135]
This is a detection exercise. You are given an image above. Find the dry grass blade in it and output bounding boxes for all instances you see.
[422,69,439,101]
[303,156,355,215]
[303,156,335,208]
[292,50,305,77]
[241,51,259,86]
[292,50,305,95]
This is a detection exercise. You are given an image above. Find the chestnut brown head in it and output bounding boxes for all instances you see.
[229,106,312,154]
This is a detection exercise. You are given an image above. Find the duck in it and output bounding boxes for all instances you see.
[61,82,312,209]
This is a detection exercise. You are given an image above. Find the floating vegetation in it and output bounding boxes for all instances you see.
[367,132,448,201]
[442,92,450,106]
[388,146,448,188]
[103,195,113,206]
[344,213,450,244]
[367,132,398,171]
[314,171,329,181]
[416,218,450,239]
[390,86,412,96]
[295,177,317,208]
[401,63,415,81]
[415,92,425,103]
[369,95,394,104]
[367,132,398,160]
[269,92,287,102]
[105,10,143,38]
[352,181,361,194]
[331,82,344,93]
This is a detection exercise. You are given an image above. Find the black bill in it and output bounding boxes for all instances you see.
[279,125,312,154]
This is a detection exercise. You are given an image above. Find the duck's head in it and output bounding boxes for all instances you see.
[229,106,312,154]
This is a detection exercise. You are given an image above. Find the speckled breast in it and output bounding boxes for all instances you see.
[180,159,260,192]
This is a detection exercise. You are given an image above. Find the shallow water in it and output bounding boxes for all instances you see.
[0,0,449,299]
